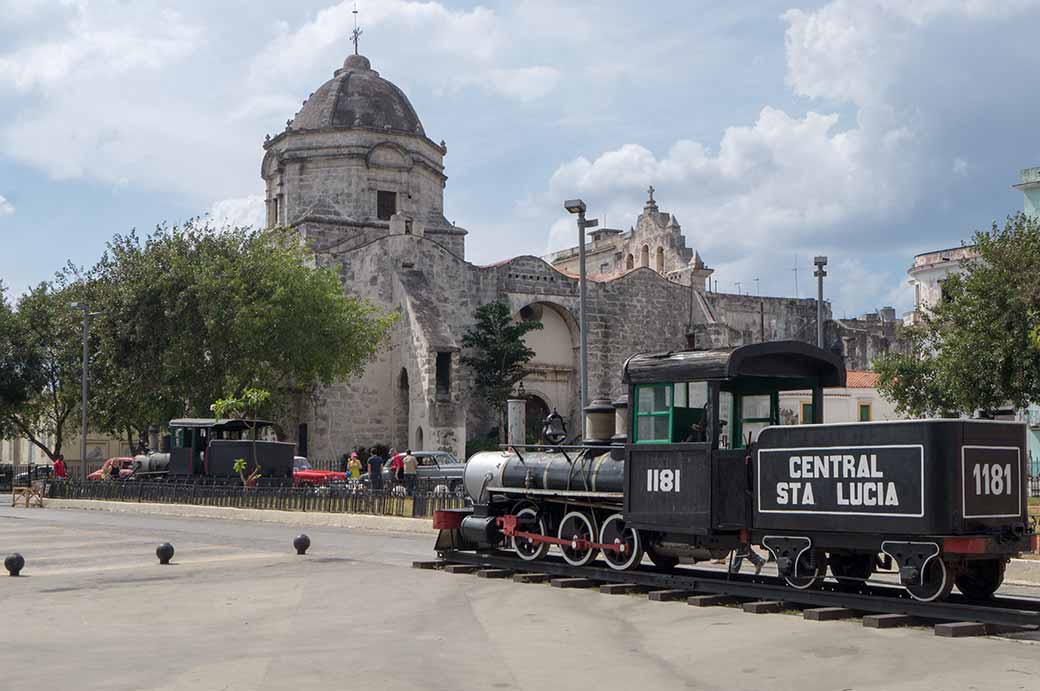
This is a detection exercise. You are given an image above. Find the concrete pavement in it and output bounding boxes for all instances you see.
[1,506,1039,690]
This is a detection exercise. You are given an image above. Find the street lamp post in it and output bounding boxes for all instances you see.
[70,302,92,480]
[564,199,598,440]
[813,256,828,348]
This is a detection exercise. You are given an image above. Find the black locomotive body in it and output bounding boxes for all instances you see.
[442,341,1035,602]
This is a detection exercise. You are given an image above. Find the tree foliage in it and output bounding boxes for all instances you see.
[0,276,85,459]
[82,222,396,441]
[875,213,1040,416]
[461,302,542,432]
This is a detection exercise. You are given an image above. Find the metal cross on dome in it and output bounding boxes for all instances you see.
[351,3,363,55]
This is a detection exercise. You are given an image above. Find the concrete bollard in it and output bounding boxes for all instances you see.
[156,543,175,565]
[293,534,311,555]
[507,399,526,449]
[5,553,25,576]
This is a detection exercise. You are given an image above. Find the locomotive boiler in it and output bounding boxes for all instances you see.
[439,340,1036,602]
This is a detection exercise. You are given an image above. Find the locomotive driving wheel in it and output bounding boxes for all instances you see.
[906,557,952,602]
[558,511,600,567]
[955,559,1005,600]
[513,507,550,562]
[599,513,643,571]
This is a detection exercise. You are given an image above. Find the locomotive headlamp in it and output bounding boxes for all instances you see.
[543,409,568,445]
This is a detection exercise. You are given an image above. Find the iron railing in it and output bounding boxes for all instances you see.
[46,480,467,519]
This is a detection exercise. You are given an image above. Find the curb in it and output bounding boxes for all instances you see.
[43,498,436,536]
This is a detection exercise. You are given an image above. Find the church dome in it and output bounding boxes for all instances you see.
[290,54,425,136]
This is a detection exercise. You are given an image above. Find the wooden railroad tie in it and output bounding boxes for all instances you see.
[513,573,552,584]
[550,577,601,589]
[687,594,737,607]
[804,607,859,622]
[443,564,482,575]
[742,600,785,614]
[933,622,1034,638]
[862,614,917,629]
[476,568,514,579]
[411,560,447,570]
[647,589,697,602]
[599,583,651,595]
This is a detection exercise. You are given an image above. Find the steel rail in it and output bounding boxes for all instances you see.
[438,549,1040,629]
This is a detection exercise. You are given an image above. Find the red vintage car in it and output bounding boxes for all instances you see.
[87,457,136,481]
[292,457,347,486]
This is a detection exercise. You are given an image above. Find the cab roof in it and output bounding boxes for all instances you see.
[169,418,275,433]
[623,340,846,389]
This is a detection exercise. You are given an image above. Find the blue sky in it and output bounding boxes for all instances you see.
[1,0,1038,318]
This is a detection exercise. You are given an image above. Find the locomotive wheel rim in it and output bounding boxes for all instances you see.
[907,557,950,602]
[955,559,1005,600]
[557,511,598,567]
[784,552,824,590]
[514,508,549,562]
[599,513,642,571]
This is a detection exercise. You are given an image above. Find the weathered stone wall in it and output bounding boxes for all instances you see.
[702,293,827,346]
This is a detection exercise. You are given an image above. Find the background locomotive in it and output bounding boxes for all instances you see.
[130,418,294,484]
[439,341,1035,602]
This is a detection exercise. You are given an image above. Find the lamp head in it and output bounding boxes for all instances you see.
[564,199,586,215]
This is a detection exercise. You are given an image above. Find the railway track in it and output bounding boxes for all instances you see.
[418,549,1040,637]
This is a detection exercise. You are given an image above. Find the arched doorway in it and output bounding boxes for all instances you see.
[516,302,579,436]
[524,394,551,443]
[656,246,664,273]
[626,254,634,270]
[396,368,409,448]
[415,425,424,450]
[641,245,649,267]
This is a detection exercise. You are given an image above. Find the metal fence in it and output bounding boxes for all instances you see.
[47,481,467,519]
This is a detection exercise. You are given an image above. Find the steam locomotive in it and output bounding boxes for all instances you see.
[130,418,294,484]
[436,341,1035,602]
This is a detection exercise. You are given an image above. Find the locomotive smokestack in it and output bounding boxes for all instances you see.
[507,398,526,448]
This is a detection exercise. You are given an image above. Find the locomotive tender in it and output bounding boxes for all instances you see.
[437,341,1035,602]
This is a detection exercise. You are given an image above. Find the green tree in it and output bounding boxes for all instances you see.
[0,277,84,460]
[82,221,396,442]
[212,387,270,487]
[875,213,1040,416]
[0,283,44,416]
[460,302,542,442]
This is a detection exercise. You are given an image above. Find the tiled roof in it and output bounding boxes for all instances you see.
[846,371,880,388]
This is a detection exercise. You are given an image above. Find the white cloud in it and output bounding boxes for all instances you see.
[0,194,13,216]
[0,4,202,90]
[208,195,266,229]
[248,1,557,104]
[952,157,969,176]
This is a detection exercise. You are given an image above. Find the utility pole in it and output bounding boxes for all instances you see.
[813,256,828,348]
[565,199,598,439]
[734,281,743,295]
[754,277,760,296]
[791,257,800,299]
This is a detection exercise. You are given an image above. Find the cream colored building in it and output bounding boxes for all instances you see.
[779,371,902,425]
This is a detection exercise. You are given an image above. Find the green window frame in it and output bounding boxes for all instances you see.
[858,402,872,422]
[801,402,814,424]
[633,383,673,444]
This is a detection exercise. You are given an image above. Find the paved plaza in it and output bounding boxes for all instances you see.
[1,506,1040,690]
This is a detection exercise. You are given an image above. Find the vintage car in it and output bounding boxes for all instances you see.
[14,464,53,486]
[382,450,465,489]
[87,457,136,481]
[292,456,347,486]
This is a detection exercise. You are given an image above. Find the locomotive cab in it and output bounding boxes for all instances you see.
[622,341,844,544]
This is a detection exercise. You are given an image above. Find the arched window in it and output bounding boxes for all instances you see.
[656,247,665,273]
[640,245,649,267]
[626,254,634,270]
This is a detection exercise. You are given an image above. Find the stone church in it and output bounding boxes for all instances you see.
[262,50,894,461]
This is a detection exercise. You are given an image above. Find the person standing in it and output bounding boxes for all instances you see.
[348,452,362,480]
[53,454,67,482]
[403,449,418,495]
[367,451,385,491]
[389,448,404,485]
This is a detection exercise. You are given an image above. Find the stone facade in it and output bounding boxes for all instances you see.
[265,51,895,460]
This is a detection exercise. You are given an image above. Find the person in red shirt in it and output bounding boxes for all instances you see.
[389,448,405,485]
[53,454,67,481]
